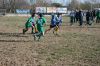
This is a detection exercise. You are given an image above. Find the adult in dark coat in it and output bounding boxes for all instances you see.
[79,10,83,26]
[86,10,91,25]
[75,10,79,23]
[93,10,96,20]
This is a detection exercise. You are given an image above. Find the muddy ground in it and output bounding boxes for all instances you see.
[0,16,100,66]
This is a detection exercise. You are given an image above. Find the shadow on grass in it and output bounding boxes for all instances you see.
[0,32,29,37]
[0,32,34,42]
[0,39,33,42]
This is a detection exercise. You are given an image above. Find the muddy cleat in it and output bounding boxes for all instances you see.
[55,33,60,37]
[37,35,41,41]
[53,30,55,34]
[23,29,25,34]
[31,31,34,34]
[33,33,37,41]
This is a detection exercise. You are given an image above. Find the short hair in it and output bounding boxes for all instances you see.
[38,13,43,17]
[31,13,35,17]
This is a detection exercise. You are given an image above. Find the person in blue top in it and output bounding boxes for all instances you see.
[23,13,36,34]
[53,13,62,35]
[45,13,57,33]
[56,13,62,28]
[46,13,62,35]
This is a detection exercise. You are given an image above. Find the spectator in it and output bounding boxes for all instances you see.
[86,10,91,25]
[75,10,79,23]
[79,10,83,26]
[70,10,76,25]
[96,10,100,23]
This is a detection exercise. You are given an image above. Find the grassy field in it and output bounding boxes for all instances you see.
[0,16,100,66]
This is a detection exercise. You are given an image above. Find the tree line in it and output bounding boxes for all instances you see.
[0,0,100,13]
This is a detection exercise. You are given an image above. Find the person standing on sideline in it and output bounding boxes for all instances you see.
[75,10,79,23]
[90,10,94,25]
[86,10,91,25]
[79,10,83,26]
[96,10,100,23]
[73,10,76,23]
[70,10,75,26]
[93,10,96,21]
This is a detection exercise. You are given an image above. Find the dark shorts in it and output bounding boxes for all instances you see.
[56,22,60,25]
[97,17,100,20]
[32,23,35,26]
[50,25,56,28]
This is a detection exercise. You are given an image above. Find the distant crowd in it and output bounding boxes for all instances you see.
[70,9,100,26]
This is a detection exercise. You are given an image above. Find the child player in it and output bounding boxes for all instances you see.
[23,13,36,34]
[54,13,62,35]
[46,13,62,35]
[45,13,57,34]
[56,13,62,29]
[33,13,46,41]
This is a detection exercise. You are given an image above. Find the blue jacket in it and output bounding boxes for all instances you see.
[56,16,62,23]
[51,15,57,26]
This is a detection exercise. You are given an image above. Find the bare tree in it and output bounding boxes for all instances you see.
[0,0,6,9]
[69,0,80,10]
[6,0,29,13]
[51,3,62,7]
[35,0,48,7]
[83,0,100,10]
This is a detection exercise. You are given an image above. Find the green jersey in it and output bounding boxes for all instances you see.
[36,17,46,33]
[96,11,100,19]
[25,17,35,28]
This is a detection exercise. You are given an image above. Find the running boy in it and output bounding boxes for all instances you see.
[34,13,46,41]
[23,13,36,34]
[54,13,62,35]
[56,13,62,29]
[45,13,57,34]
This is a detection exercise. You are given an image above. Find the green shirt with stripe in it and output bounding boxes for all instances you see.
[25,17,35,28]
[36,17,46,33]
